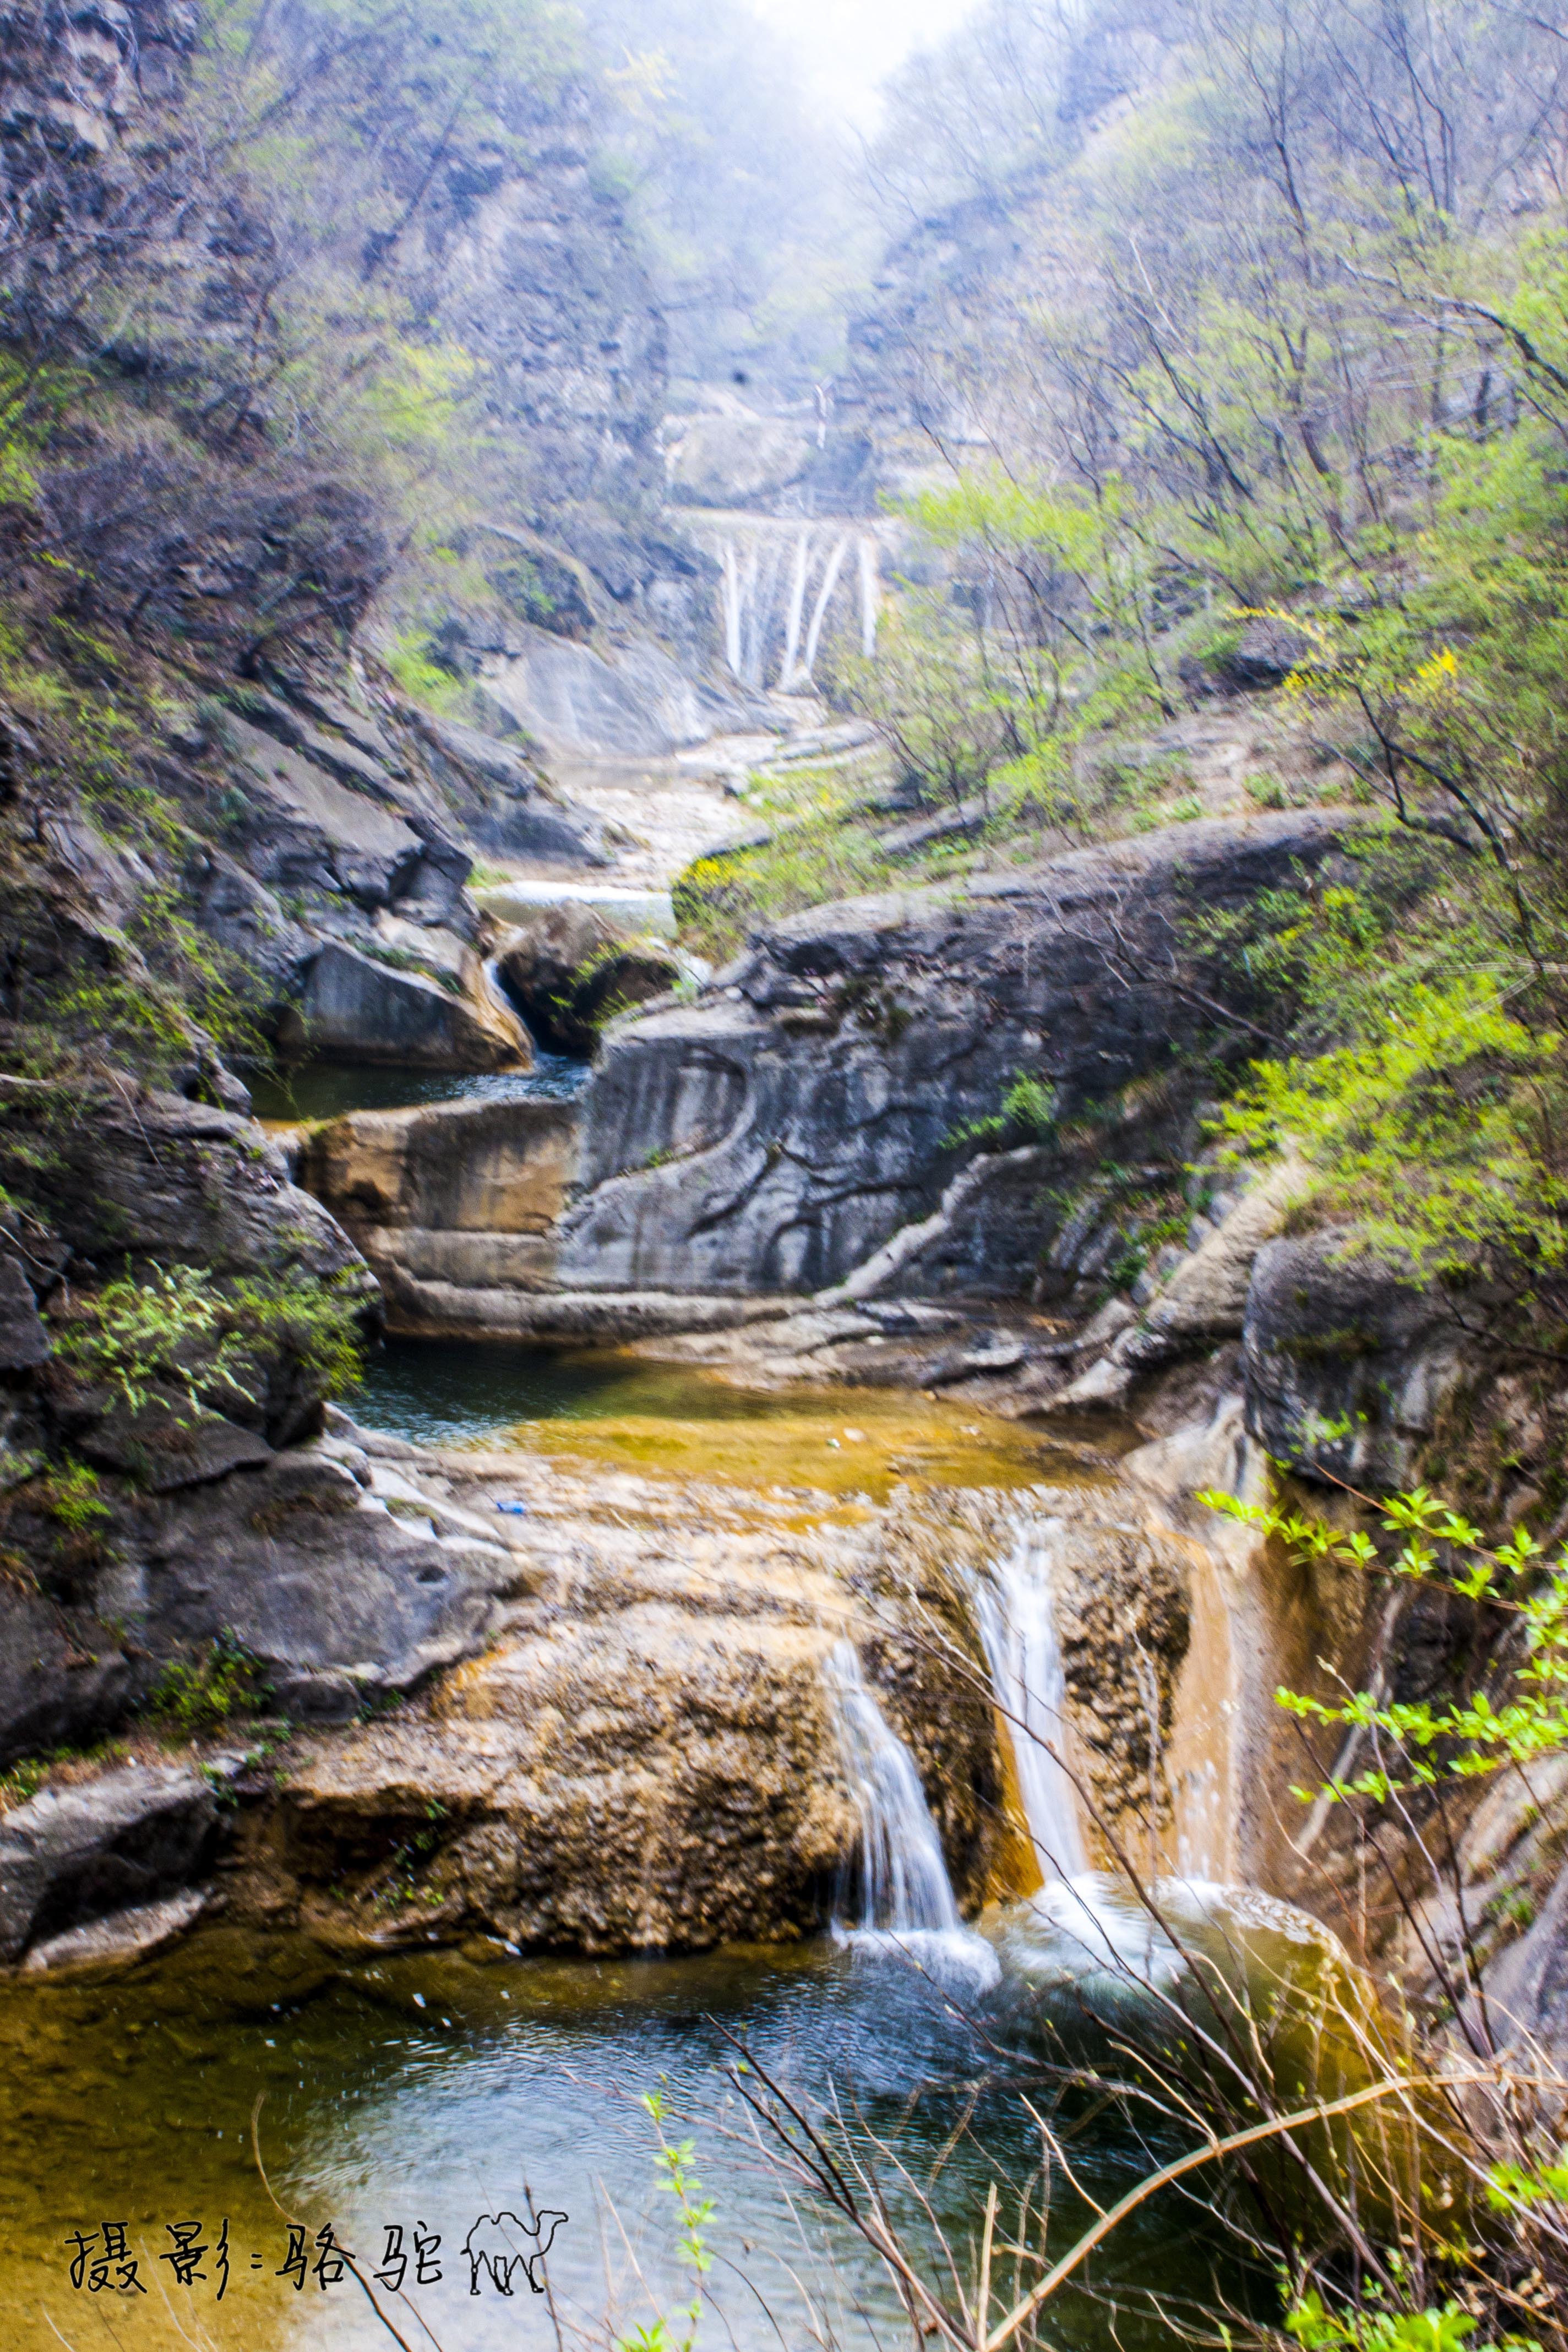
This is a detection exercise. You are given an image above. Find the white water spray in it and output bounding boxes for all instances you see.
[824,1640,998,1982]
[975,1521,1087,1881]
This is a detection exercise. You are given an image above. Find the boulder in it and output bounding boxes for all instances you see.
[276,939,530,1070]
[301,1096,579,1236]
[496,905,680,1054]
[146,1447,521,1721]
[0,1763,217,1961]
[299,1095,582,1329]
[219,711,432,910]
[20,1887,208,1975]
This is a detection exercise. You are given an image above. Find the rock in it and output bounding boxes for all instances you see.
[0,1251,49,1370]
[497,908,680,1054]
[217,711,432,910]
[0,1763,217,1961]
[276,939,530,1070]
[304,1097,578,1234]
[78,1402,274,1489]
[558,811,1352,1299]
[258,1446,1002,1952]
[20,1887,207,1975]
[0,1077,366,1348]
[405,709,609,865]
[148,1449,521,1716]
[1057,1165,1303,1407]
[1242,1230,1464,1485]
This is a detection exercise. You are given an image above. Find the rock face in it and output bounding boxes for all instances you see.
[1242,1231,1466,1485]
[300,1097,581,1324]
[557,812,1350,1299]
[0,1083,522,1761]
[0,1764,216,1963]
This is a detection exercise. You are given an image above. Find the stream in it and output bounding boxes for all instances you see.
[0,1058,1331,2352]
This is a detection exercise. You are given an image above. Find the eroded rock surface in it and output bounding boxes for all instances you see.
[0,1764,216,1962]
[557,811,1351,1300]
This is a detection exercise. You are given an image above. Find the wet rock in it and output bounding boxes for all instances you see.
[257,1446,1000,1953]
[0,1763,217,1961]
[20,1887,208,1975]
[277,939,530,1071]
[1243,1230,1464,1486]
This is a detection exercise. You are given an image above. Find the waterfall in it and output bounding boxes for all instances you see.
[857,534,880,659]
[974,1521,1087,1881]
[799,533,850,684]
[780,527,810,688]
[693,518,882,689]
[824,1640,998,1982]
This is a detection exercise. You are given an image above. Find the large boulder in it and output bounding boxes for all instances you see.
[276,939,531,1070]
[0,1763,217,1962]
[299,1095,580,1326]
[496,903,679,1055]
[557,811,1352,1299]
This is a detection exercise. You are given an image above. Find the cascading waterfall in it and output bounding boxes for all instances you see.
[824,1640,998,1982]
[974,1520,1088,1883]
[695,517,882,689]
[977,1517,1182,1982]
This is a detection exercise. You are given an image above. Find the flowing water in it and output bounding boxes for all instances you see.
[692,516,883,690]
[0,1058,1347,2349]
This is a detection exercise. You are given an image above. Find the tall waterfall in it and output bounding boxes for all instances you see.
[975,1521,1088,1882]
[696,518,882,690]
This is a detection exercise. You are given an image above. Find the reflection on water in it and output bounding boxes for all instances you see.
[352,1336,1092,1501]
[248,1052,590,1123]
[0,1921,1291,2352]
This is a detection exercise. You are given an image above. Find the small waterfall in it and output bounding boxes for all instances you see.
[693,518,882,689]
[826,1641,961,1934]
[975,1522,1088,1881]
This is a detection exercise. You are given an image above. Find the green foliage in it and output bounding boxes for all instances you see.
[52,1264,365,1420]
[144,1632,269,1735]
[1201,1484,1568,1800]
[615,2087,714,2352]
[947,1071,1060,1149]
[1286,2289,1538,2352]
[1217,979,1568,1283]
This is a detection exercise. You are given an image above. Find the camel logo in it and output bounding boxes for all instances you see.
[461,2208,568,2297]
